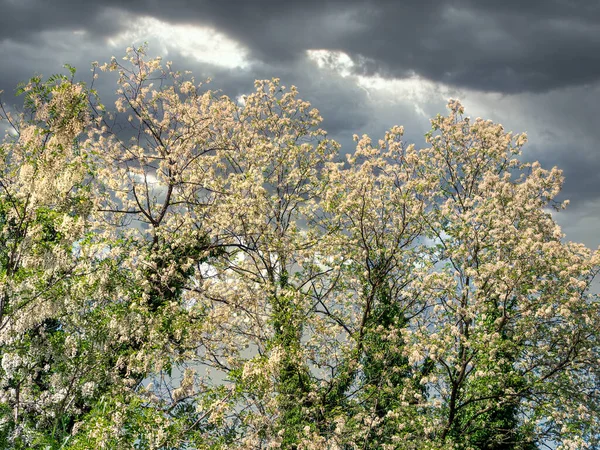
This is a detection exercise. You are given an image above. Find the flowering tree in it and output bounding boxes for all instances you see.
[407,103,600,449]
[0,68,126,447]
[0,48,598,449]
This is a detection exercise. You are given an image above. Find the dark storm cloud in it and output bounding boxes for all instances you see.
[0,1,127,43]
[198,0,600,93]
[2,0,600,94]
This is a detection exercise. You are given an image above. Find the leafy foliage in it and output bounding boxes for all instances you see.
[0,47,599,449]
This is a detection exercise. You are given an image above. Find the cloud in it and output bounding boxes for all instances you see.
[456,81,600,210]
[107,17,251,70]
[3,0,600,94]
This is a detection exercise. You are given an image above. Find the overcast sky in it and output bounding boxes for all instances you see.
[1,0,599,247]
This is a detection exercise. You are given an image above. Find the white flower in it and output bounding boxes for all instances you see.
[81,381,96,398]
[1,353,21,378]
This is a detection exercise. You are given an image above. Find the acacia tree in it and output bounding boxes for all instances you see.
[0,48,598,449]
[315,128,432,448]
[409,103,600,449]
[0,68,132,448]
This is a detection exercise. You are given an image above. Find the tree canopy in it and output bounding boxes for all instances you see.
[0,47,599,450]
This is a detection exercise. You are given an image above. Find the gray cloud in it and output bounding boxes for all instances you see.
[2,0,600,93]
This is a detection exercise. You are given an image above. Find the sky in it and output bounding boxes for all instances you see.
[1,0,599,248]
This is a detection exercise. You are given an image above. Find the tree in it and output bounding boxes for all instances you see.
[0,67,125,448]
[410,102,600,448]
[0,47,598,449]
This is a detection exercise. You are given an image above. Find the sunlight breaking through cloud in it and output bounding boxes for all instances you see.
[306,49,355,77]
[306,48,455,120]
[108,16,251,69]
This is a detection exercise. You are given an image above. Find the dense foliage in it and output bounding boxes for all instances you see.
[0,47,599,449]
